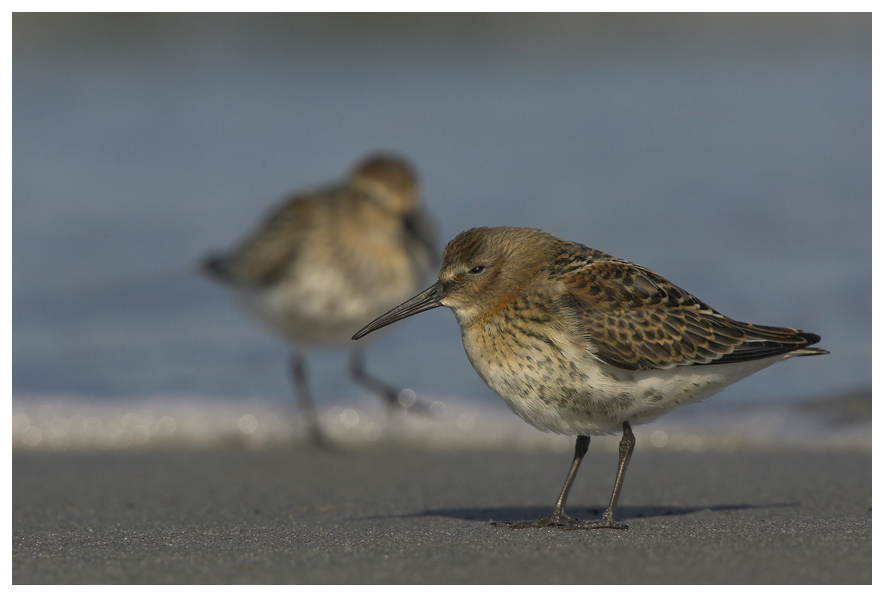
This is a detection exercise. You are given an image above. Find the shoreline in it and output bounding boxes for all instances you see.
[11,387,872,454]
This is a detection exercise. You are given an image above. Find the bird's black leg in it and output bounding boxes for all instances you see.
[588,421,635,529]
[497,435,590,529]
[498,423,635,530]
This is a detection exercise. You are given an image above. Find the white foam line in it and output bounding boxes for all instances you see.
[11,394,871,453]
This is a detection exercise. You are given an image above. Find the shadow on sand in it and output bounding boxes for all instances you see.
[358,502,797,525]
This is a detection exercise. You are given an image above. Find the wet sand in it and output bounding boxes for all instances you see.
[12,444,871,584]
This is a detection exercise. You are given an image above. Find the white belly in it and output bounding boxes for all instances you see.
[470,341,783,436]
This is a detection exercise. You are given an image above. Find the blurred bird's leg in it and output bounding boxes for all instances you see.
[348,348,431,415]
[289,351,328,447]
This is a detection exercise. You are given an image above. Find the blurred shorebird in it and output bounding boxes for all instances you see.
[353,226,827,529]
[202,154,437,445]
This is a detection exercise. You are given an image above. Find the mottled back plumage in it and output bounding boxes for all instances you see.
[548,237,825,371]
[204,155,435,291]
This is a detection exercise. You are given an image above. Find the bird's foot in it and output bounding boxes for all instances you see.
[584,511,628,530]
[493,510,628,531]
[493,512,581,529]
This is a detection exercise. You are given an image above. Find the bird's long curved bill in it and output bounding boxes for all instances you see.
[352,281,443,340]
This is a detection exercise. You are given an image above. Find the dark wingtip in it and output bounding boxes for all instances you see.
[796,332,828,355]
[797,332,822,346]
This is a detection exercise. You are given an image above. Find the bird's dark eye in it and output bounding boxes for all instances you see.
[468,265,486,275]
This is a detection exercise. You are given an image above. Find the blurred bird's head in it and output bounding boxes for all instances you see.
[349,153,419,215]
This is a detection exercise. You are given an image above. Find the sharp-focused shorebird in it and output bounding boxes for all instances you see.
[353,226,827,529]
[202,154,437,445]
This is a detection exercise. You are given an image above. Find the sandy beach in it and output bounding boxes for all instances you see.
[12,442,870,584]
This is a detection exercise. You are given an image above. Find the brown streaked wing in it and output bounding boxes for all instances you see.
[558,259,817,370]
[213,194,323,286]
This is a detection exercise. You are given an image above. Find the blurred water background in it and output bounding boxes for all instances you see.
[12,14,870,452]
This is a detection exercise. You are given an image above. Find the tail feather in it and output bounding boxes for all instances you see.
[787,332,829,358]
[710,326,827,365]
